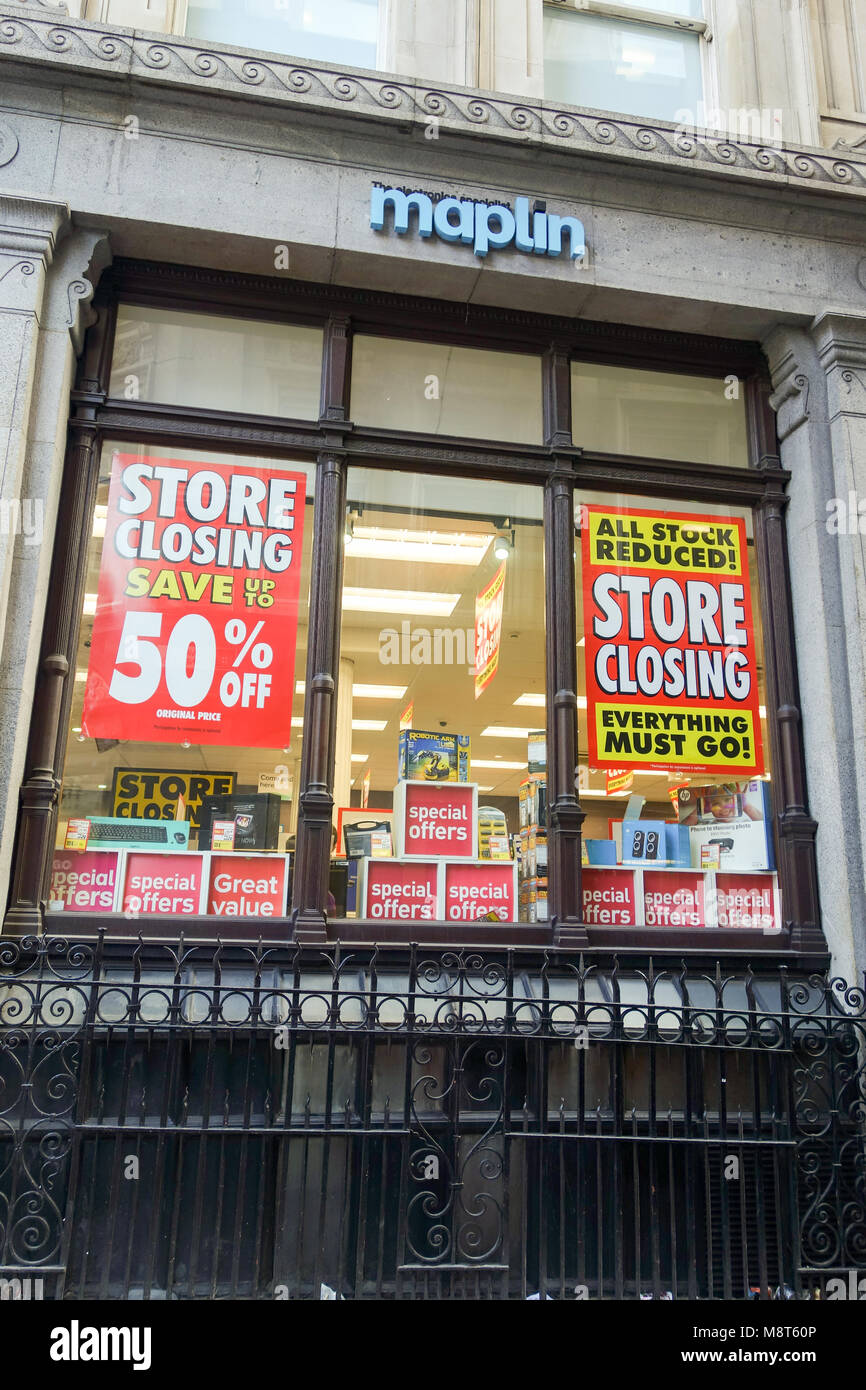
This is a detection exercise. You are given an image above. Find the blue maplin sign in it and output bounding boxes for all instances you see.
[371,184,586,262]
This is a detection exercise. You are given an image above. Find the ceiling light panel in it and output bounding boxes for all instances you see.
[342,588,461,617]
[345,528,492,566]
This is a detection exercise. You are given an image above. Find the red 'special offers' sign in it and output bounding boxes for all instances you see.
[444,863,515,922]
[50,851,118,913]
[83,454,307,748]
[581,869,636,926]
[714,873,778,930]
[643,871,705,928]
[401,783,475,857]
[364,861,439,920]
[122,853,203,915]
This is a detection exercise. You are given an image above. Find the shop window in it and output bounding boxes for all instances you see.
[51,444,314,922]
[336,469,546,928]
[575,490,778,933]
[183,0,380,68]
[571,362,749,467]
[544,1,704,125]
[109,306,323,420]
[350,338,544,445]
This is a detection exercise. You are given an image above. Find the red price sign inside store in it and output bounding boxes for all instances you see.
[83,454,307,748]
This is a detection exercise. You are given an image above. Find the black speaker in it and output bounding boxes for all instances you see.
[198,793,282,851]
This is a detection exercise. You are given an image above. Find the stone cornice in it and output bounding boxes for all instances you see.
[0,192,69,259]
[812,311,866,372]
[1,7,866,201]
[763,328,815,442]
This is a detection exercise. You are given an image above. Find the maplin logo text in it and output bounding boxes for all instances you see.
[49,1320,152,1372]
[371,185,586,261]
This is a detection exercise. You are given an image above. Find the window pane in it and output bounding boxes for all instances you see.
[350,337,543,444]
[544,10,702,123]
[575,491,778,933]
[185,0,379,67]
[338,469,546,928]
[571,363,749,467]
[110,306,323,419]
[52,444,315,923]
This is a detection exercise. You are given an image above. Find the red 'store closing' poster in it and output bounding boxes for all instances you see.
[83,454,307,748]
[581,506,764,776]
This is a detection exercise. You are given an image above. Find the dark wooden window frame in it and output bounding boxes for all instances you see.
[3,258,824,962]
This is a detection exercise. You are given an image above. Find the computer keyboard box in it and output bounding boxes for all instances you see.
[86,818,190,852]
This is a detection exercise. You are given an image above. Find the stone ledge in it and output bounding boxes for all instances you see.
[0,7,866,200]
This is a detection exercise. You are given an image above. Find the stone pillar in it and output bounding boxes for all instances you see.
[0,198,110,930]
[765,314,866,981]
[0,196,60,925]
[713,0,821,147]
[388,0,477,86]
[479,0,542,99]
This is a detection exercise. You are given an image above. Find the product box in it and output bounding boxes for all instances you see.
[677,781,774,871]
[520,875,549,923]
[519,881,531,921]
[527,731,547,775]
[527,883,548,923]
[665,824,692,868]
[519,828,548,877]
[622,820,667,866]
[211,819,236,851]
[478,805,512,860]
[585,839,617,866]
[701,843,721,870]
[398,729,470,783]
[87,817,191,852]
[518,775,547,829]
[198,794,282,852]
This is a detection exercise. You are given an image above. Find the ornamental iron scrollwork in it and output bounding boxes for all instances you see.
[405,1038,505,1267]
[0,936,862,1296]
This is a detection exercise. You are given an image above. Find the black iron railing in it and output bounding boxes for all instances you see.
[0,935,863,1299]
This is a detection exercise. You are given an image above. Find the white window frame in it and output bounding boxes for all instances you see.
[543,0,720,134]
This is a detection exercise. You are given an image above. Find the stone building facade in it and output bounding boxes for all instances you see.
[0,0,865,976]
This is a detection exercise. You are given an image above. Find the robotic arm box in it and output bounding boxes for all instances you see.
[398,729,471,783]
